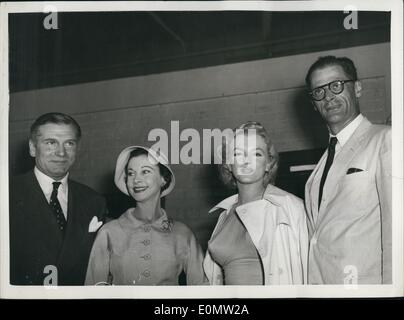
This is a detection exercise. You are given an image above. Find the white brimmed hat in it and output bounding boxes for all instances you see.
[114,145,175,198]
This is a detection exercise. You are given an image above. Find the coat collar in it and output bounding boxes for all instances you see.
[118,207,173,232]
[209,184,292,226]
[331,113,364,149]
[307,116,373,229]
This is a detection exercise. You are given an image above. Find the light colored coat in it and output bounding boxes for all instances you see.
[305,117,392,284]
[85,209,206,285]
[203,184,308,285]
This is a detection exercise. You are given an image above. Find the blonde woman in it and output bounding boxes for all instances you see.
[204,121,308,285]
[85,146,206,285]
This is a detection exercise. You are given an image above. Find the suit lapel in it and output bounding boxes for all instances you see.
[305,152,327,229]
[57,180,86,265]
[27,171,65,252]
[237,201,270,249]
[316,118,372,229]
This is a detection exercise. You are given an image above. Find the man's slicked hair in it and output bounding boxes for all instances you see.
[305,55,358,87]
[30,112,82,142]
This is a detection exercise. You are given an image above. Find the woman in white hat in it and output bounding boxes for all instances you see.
[85,146,206,285]
[203,121,308,285]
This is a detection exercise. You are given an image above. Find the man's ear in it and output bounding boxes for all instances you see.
[311,100,319,112]
[354,80,362,98]
[28,139,36,157]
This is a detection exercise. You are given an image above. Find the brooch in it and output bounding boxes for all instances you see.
[161,219,173,232]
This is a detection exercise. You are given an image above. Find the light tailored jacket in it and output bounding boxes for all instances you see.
[203,184,308,285]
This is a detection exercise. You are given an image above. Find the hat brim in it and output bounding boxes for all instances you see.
[114,146,175,198]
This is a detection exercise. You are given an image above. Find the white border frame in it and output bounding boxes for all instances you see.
[1,1,402,299]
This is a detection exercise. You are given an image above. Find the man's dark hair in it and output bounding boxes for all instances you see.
[30,112,82,141]
[305,55,358,87]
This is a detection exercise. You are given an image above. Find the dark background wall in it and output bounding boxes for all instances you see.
[9,11,389,92]
[8,11,391,250]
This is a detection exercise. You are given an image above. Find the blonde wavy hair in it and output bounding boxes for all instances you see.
[218,121,279,189]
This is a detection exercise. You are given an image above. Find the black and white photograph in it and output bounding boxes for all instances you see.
[0,1,403,300]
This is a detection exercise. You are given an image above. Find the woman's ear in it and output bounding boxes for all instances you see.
[266,156,277,173]
[226,164,234,175]
[161,176,167,188]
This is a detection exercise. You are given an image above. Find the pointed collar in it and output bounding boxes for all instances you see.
[118,207,173,232]
[34,166,69,193]
[331,113,364,148]
[208,194,239,213]
[208,184,292,226]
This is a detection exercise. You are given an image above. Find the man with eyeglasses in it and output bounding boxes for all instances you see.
[304,56,391,284]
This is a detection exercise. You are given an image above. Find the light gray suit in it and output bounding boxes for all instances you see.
[305,117,392,284]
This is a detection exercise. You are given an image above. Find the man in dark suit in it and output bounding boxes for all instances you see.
[10,112,107,285]
[304,56,391,284]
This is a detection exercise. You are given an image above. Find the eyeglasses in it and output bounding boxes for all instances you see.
[308,80,354,101]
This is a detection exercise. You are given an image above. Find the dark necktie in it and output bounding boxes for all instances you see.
[50,182,67,231]
[318,137,338,210]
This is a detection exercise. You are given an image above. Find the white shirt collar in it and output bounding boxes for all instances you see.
[34,166,69,194]
[330,113,364,148]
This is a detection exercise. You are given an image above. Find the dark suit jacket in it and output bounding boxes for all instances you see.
[9,170,107,285]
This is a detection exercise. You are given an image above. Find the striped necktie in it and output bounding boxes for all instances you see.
[50,182,67,232]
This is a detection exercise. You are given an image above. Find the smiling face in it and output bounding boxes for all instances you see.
[230,132,271,186]
[125,154,166,203]
[309,64,362,134]
[29,123,79,180]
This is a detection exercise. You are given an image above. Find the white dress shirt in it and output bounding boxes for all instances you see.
[310,114,364,220]
[331,113,364,154]
[34,167,69,219]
